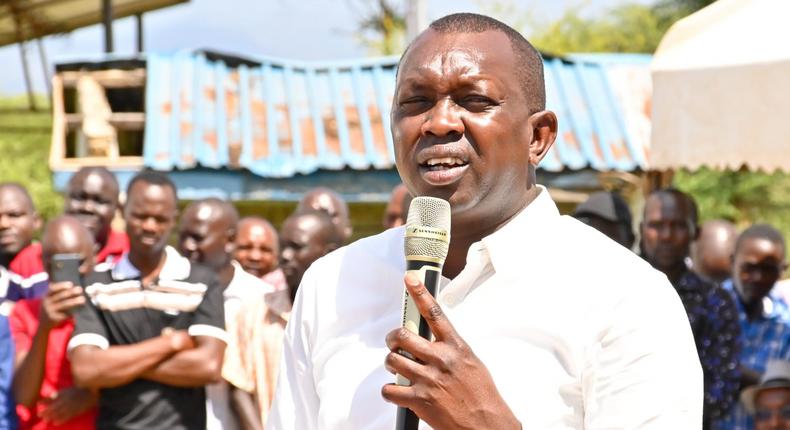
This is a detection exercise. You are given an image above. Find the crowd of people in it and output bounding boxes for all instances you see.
[0,167,360,430]
[1,11,789,430]
[573,190,790,430]
[1,166,788,430]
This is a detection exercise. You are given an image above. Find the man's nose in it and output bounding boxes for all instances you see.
[657,225,673,241]
[248,248,263,261]
[0,215,9,229]
[281,247,295,262]
[83,199,97,212]
[182,237,197,252]
[421,98,464,138]
[142,217,158,231]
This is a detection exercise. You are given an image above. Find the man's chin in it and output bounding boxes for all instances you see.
[131,241,166,256]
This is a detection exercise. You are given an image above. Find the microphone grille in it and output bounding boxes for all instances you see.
[404,197,451,262]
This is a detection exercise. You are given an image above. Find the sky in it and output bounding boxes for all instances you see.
[0,0,647,95]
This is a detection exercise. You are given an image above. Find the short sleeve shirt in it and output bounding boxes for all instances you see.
[10,299,97,430]
[69,246,227,430]
[2,243,48,310]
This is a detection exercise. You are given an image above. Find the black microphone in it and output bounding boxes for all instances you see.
[396,196,451,430]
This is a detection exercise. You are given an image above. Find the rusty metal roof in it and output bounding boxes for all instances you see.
[142,51,652,177]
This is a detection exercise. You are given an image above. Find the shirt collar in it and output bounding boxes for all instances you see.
[723,278,786,320]
[480,185,559,278]
[111,246,191,281]
[96,230,130,264]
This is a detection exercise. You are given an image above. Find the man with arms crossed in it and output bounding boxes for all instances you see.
[177,198,272,430]
[268,13,702,429]
[68,171,227,430]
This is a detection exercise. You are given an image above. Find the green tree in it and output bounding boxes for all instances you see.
[529,4,667,55]
[350,0,406,55]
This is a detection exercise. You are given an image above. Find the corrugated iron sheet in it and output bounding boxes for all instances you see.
[144,52,651,177]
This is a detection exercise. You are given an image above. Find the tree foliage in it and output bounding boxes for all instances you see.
[529,4,668,55]
[349,0,406,55]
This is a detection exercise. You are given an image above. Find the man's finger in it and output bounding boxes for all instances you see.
[404,274,458,342]
[381,383,416,409]
[49,286,83,302]
[384,350,427,382]
[54,296,86,312]
[46,282,75,295]
[385,328,438,364]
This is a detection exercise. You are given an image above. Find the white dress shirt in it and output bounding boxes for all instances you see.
[267,187,703,429]
[207,261,274,430]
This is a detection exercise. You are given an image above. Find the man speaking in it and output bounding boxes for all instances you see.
[267,13,702,429]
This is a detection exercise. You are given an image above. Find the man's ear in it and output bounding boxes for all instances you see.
[527,110,558,166]
[225,228,237,255]
[32,213,42,231]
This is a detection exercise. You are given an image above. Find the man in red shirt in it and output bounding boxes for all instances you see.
[0,183,45,304]
[10,215,98,429]
[64,167,129,266]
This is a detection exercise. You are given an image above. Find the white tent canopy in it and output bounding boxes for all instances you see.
[650,0,790,171]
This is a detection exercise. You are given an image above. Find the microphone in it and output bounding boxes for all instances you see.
[396,196,451,430]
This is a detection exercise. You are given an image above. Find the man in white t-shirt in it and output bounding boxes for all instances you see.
[178,198,272,430]
[268,12,702,430]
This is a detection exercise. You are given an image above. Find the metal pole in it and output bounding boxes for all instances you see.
[102,0,114,53]
[135,13,143,53]
[405,0,427,44]
[18,41,37,111]
[36,38,52,103]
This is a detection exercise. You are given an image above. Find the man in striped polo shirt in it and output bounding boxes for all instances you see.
[68,171,227,430]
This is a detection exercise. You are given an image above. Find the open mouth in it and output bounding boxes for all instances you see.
[421,157,468,171]
[418,156,470,185]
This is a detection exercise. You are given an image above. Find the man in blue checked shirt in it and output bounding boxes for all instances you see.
[715,224,790,430]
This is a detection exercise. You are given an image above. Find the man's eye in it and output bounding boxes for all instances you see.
[400,96,431,106]
[461,95,495,107]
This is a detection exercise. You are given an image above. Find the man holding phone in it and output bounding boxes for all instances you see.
[9,215,98,429]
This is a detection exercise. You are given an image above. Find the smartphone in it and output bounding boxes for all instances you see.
[50,253,83,286]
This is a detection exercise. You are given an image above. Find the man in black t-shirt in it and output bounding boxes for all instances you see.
[68,171,227,430]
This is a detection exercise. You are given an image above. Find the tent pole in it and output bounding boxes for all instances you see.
[18,41,37,111]
[103,0,114,53]
[36,38,52,104]
[135,13,144,53]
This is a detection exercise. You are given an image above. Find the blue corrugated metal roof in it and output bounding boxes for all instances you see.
[144,51,652,177]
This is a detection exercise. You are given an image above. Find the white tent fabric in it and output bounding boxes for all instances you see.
[650,0,790,171]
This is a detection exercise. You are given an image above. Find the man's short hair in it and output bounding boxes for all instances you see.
[647,188,699,226]
[400,13,546,114]
[69,166,119,195]
[0,182,35,212]
[289,209,343,248]
[126,170,178,200]
[736,224,786,254]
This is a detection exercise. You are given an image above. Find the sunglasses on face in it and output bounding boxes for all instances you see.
[755,405,790,422]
